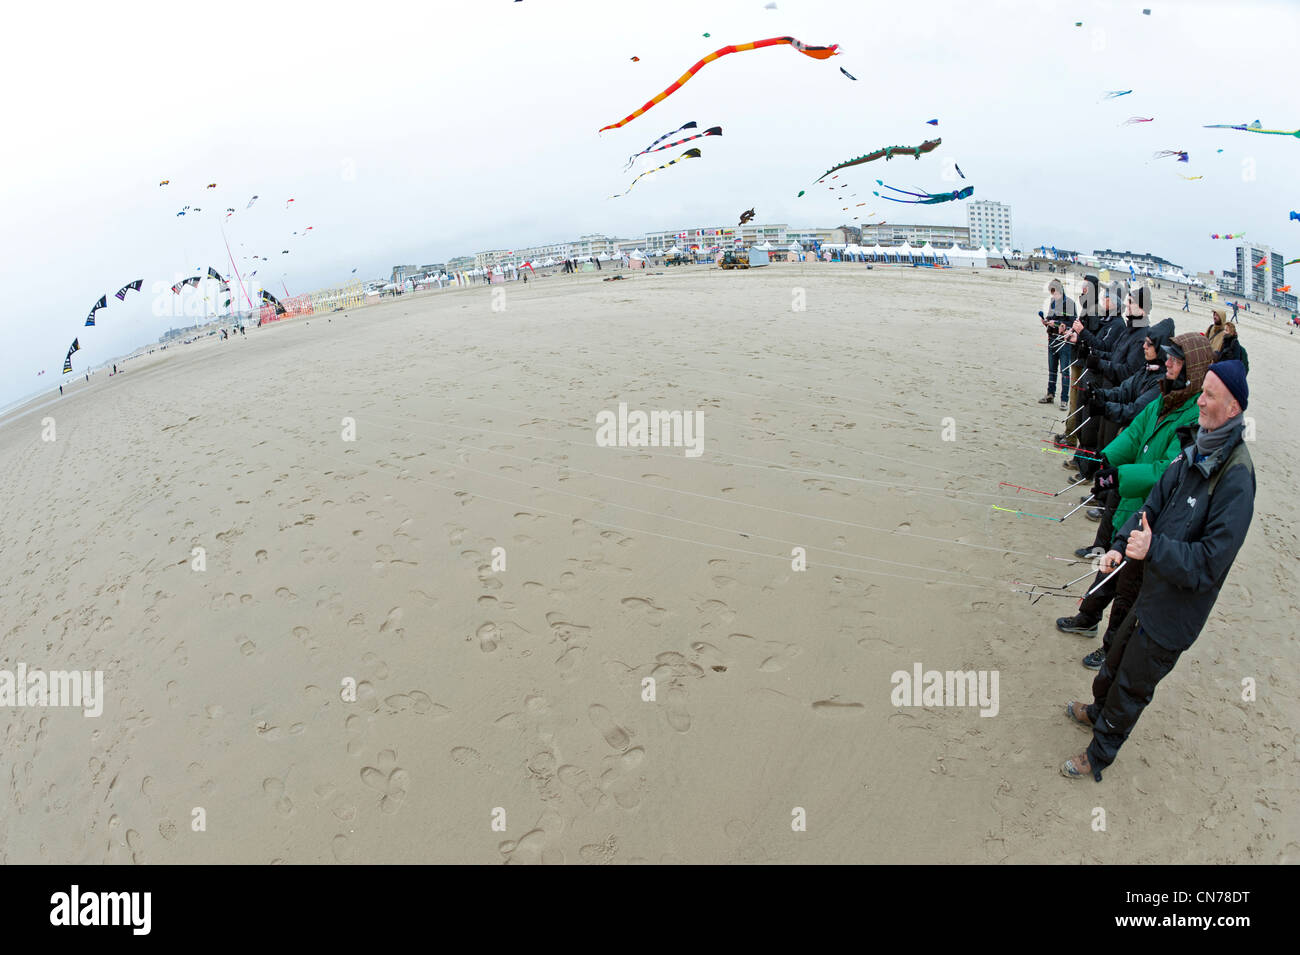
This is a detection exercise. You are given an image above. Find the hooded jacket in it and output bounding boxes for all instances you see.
[1096,317,1175,426]
[1101,332,1215,536]
[1112,420,1255,652]
[1204,310,1228,355]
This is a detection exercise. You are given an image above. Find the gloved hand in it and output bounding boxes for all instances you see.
[1092,466,1118,496]
[1088,394,1106,417]
[1086,353,1101,373]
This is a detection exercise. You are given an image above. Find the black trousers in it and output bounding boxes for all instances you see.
[1076,542,1139,624]
[1085,618,1183,777]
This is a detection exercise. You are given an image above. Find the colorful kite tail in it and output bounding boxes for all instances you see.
[598,37,838,132]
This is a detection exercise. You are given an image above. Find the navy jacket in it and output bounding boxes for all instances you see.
[1113,424,1256,652]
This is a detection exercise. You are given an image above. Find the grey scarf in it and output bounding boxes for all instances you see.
[1192,415,1245,461]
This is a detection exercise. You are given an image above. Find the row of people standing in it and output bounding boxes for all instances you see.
[1034,276,1256,781]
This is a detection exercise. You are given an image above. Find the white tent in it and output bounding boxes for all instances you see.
[757,241,775,251]
[945,244,989,268]
[665,245,682,255]
[787,242,803,252]
[631,249,646,259]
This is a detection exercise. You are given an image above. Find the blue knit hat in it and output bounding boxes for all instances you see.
[1207,360,1248,411]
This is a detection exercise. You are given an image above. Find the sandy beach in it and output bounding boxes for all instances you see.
[2,263,1296,864]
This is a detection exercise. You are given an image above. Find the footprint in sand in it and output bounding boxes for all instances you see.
[665,686,692,733]
[588,704,630,751]
[360,751,409,814]
[262,775,294,816]
[620,597,666,627]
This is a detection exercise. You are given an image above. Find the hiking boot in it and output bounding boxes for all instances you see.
[1082,648,1106,670]
[1074,545,1103,560]
[1038,394,1055,404]
[1059,400,1069,411]
[1054,433,1068,444]
[1086,507,1104,521]
[1063,457,1078,469]
[1056,614,1100,637]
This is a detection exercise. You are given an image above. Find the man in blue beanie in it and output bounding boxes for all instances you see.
[1060,359,1255,780]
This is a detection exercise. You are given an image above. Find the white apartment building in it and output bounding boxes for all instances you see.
[966,200,1013,251]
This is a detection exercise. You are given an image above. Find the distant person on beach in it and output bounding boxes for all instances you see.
[1205,308,1228,354]
[1182,292,1189,312]
[1063,360,1254,781]
[59,385,63,396]
[1230,301,1239,320]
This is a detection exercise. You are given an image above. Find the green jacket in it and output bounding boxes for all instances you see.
[1102,393,1203,537]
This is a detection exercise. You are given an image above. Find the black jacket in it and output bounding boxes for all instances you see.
[1098,318,1175,426]
[1043,296,1078,339]
[1113,423,1256,652]
[1093,317,1151,387]
[1216,337,1250,375]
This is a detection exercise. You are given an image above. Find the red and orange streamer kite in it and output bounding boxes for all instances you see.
[599,36,838,132]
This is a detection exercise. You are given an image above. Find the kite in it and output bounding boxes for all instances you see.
[1285,258,1300,267]
[176,211,186,217]
[639,126,721,160]
[247,195,259,208]
[609,147,702,197]
[1209,233,1244,239]
[207,183,217,189]
[1255,255,1267,268]
[282,250,290,254]
[63,338,80,374]
[1121,116,1154,125]
[812,139,941,183]
[226,207,235,212]
[114,279,143,301]
[1153,150,1189,162]
[207,267,226,282]
[285,198,295,208]
[1103,90,1133,99]
[261,290,286,314]
[1143,8,1151,13]
[630,56,639,62]
[598,36,839,131]
[873,181,974,205]
[192,207,202,212]
[1203,120,1300,138]
[170,276,202,294]
[925,119,938,125]
[739,208,755,225]
[1279,285,1293,293]
[84,295,107,327]
[159,179,169,186]
[840,67,857,80]
[1178,174,1203,180]
[954,162,966,179]
[626,121,697,165]
[1291,211,1300,221]
[796,190,805,197]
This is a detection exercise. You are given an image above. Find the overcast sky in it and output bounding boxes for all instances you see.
[2,0,1295,406]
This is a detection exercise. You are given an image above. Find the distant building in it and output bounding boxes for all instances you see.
[1092,248,1182,274]
[967,200,1013,251]
[390,264,421,284]
[861,223,971,248]
[1230,243,1295,309]
[446,256,475,271]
